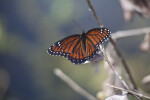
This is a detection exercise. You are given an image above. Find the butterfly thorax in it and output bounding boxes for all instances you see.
[81,32,86,39]
[81,32,87,54]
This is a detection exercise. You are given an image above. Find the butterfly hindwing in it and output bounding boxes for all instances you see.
[68,40,87,64]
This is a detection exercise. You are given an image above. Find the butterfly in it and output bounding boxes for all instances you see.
[48,28,111,64]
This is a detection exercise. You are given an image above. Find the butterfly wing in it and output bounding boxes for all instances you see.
[48,35,87,64]
[86,28,111,45]
[84,28,111,60]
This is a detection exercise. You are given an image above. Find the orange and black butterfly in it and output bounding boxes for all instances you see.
[48,28,111,64]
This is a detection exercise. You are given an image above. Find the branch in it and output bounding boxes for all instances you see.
[85,0,141,99]
[85,0,130,90]
[100,45,130,90]
[85,0,104,27]
[110,37,137,90]
[112,27,150,39]
[85,0,138,91]
[111,28,150,89]
[54,68,97,100]
[105,83,150,100]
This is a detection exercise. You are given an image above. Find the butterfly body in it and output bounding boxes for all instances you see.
[48,28,111,64]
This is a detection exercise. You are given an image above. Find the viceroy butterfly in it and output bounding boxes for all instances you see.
[48,28,111,64]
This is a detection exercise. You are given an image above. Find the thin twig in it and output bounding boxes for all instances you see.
[147,32,150,51]
[100,45,130,90]
[85,0,141,99]
[105,83,150,100]
[110,38,137,90]
[54,68,97,100]
[85,0,137,91]
[85,0,104,28]
[100,44,141,100]
[112,27,150,39]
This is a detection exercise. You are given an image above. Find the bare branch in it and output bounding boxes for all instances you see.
[85,0,135,90]
[111,27,150,90]
[100,45,130,90]
[85,0,139,93]
[85,0,104,27]
[105,83,150,100]
[85,0,141,99]
[112,27,150,39]
[109,37,137,90]
[54,68,97,100]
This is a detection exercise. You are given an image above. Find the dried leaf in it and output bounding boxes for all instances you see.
[140,33,150,52]
[84,49,104,64]
[141,74,150,91]
[119,0,150,21]
[97,92,106,100]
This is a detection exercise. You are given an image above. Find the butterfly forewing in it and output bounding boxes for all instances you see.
[86,28,111,44]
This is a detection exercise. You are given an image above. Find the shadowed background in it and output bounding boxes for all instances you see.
[0,0,150,100]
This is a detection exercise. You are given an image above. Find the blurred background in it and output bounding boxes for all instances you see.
[0,0,150,100]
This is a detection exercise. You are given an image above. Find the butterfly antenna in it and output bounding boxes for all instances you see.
[72,19,85,33]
